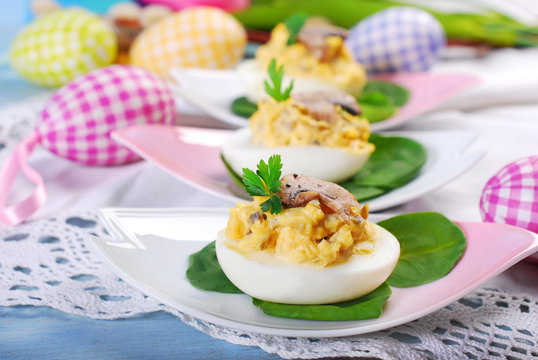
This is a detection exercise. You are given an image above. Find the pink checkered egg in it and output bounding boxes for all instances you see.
[38,65,176,166]
[480,156,538,262]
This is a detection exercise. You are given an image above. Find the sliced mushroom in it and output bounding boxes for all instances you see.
[292,91,361,123]
[277,174,367,223]
[297,20,349,62]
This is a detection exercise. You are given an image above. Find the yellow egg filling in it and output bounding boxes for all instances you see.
[225,197,374,267]
[249,97,374,155]
[256,23,367,96]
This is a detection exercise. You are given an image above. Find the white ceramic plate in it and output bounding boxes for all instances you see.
[169,67,479,130]
[91,208,538,338]
[112,125,484,212]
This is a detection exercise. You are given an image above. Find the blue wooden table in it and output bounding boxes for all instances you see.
[0,3,280,359]
[0,306,279,359]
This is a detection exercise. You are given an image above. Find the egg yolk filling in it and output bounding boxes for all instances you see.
[256,23,367,96]
[249,97,374,155]
[225,197,374,267]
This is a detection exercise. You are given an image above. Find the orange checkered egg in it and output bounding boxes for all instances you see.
[130,7,246,75]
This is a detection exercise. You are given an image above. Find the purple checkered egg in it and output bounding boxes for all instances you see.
[346,7,445,73]
[37,65,176,166]
[480,156,538,262]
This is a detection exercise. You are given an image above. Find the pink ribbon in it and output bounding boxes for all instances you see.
[0,133,46,226]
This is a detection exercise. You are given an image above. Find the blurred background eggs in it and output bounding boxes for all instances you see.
[9,9,117,87]
[130,6,247,76]
[346,7,445,73]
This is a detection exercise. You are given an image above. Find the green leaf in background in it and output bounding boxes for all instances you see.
[234,0,538,47]
[186,242,243,293]
[357,81,410,123]
[252,282,391,320]
[231,97,258,118]
[360,81,410,107]
[378,212,467,287]
[221,154,245,190]
[360,103,398,124]
[339,134,426,201]
[283,12,308,45]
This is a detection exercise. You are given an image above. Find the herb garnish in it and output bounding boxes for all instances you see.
[264,59,293,102]
[283,12,308,45]
[242,154,283,214]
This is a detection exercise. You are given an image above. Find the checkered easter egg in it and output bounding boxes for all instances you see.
[38,65,176,166]
[346,7,445,73]
[130,6,246,76]
[9,9,117,88]
[480,156,538,262]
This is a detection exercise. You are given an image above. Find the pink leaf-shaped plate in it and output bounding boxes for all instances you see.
[112,125,483,212]
[90,208,538,337]
[169,68,479,130]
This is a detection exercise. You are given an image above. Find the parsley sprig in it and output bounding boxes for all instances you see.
[242,155,283,214]
[264,59,293,102]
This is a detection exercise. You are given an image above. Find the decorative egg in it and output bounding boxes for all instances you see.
[480,156,538,262]
[130,6,247,75]
[345,7,445,73]
[39,65,176,165]
[9,9,117,88]
[139,0,249,12]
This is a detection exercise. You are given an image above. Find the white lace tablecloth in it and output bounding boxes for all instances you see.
[1,48,538,359]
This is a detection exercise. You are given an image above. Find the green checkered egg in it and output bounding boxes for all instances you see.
[9,9,117,88]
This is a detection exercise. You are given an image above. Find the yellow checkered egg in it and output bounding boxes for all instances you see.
[9,9,117,88]
[130,7,246,75]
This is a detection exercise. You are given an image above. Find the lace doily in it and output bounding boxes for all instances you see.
[0,210,537,360]
[1,97,537,359]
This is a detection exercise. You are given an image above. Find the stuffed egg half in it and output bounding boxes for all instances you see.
[237,20,367,103]
[215,174,400,305]
[222,94,374,183]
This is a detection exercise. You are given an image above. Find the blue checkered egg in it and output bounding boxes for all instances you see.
[346,7,445,73]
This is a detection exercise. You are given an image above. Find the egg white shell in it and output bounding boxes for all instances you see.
[221,128,370,183]
[236,59,341,103]
[216,222,400,304]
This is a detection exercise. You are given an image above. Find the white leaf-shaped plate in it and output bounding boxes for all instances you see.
[90,207,538,338]
[169,67,479,130]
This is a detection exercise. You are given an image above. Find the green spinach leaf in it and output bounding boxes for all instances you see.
[340,134,426,192]
[378,212,467,287]
[359,102,398,124]
[252,282,391,320]
[186,242,242,293]
[360,81,410,107]
[231,97,258,118]
[356,81,410,123]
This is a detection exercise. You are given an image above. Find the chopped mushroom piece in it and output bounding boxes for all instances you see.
[277,174,368,223]
[297,20,349,62]
[292,91,361,123]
